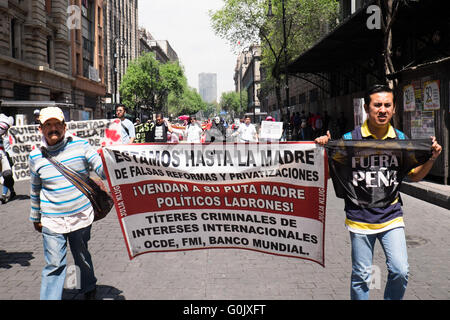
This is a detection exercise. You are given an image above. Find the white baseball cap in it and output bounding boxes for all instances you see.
[39,107,65,124]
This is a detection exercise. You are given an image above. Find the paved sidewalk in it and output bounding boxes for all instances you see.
[0,180,449,300]
[401,180,450,210]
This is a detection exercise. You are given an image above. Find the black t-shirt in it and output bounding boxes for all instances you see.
[145,121,168,142]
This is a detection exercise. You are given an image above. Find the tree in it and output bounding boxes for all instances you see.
[378,0,417,87]
[210,0,338,111]
[203,101,221,120]
[158,61,185,110]
[168,85,207,117]
[377,0,418,128]
[219,90,247,117]
[120,52,160,111]
[120,52,186,113]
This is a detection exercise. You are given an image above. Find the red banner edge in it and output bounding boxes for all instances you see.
[100,148,135,260]
[128,246,325,267]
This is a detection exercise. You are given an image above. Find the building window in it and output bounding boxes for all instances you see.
[290,96,297,106]
[76,53,81,74]
[45,0,52,15]
[82,0,95,78]
[47,36,54,67]
[309,88,319,102]
[10,19,22,59]
[13,83,30,100]
[298,93,306,104]
[11,19,16,58]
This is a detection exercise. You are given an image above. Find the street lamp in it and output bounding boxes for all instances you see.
[113,36,127,106]
[267,0,289,115]
[242,46,259,123]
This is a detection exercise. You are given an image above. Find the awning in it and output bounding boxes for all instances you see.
[387,56,450,79]
[287,0,449,76]
[287,3,382,75]
[0,100,75,109]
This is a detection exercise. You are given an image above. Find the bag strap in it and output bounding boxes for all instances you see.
[40,146,97,206]
[121,121,130,136]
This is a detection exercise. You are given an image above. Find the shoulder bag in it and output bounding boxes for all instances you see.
[40,146,114,222]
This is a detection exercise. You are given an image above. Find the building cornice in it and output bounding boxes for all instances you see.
[0,54,74,82]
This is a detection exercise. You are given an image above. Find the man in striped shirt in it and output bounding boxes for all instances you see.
[315,84,442,300]
[29,107,106,300]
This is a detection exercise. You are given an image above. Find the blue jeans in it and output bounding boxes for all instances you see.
[350,227,409,300]
[40,225,97,300]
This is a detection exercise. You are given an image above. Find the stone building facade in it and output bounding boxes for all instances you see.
[70,0,106,120]
[0,0,73,124]
[103,0,139,118]
[139,28,178,64]
[0,0,107,123]
[234,45,261,118]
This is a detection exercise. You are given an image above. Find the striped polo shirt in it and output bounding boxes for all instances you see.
[343,121,408,234]
[29,134,105,222]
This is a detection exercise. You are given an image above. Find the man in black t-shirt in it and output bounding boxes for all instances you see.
[315,84,442,300]
[145,113,173,142]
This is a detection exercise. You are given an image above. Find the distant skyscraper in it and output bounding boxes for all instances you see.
[198,73,217,103]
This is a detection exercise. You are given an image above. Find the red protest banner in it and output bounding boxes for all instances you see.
[101,142,327,266]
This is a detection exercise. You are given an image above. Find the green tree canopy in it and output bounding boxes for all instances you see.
[119,52,186,113]
[219,90,247,117]
[168,85,207,117]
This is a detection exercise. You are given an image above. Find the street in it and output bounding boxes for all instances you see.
[0,180,448,300]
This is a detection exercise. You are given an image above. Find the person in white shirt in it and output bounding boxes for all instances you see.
[233,116,258,142]
[115,104,135,144]
[185,116,203,143]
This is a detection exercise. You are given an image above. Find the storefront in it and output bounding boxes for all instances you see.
[393,58,450,183]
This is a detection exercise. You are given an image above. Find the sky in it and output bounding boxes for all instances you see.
[138,0,237,101]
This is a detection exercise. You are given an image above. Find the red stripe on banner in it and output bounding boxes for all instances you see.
[130,246,325,267]
[112,180,324,222]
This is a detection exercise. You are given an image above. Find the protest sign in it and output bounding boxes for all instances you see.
[326,139,432,208]
[7,119,121,181]
[260,121,283,140]
[101,142,328,266]
[403,84,416,112]
[423,80,440,111]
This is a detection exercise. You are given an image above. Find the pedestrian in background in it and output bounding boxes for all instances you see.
[29,107,106,300]
[146,113,174,143]
[33,109,41,125]
[0,114,16,204]
[232,116,258,142]
[115,104,135,144]
[315,84,442,300]
[312,112,323,138]
[298,119,313,141]
[184,115,203,143]
[206,116,226,142]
